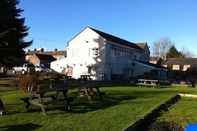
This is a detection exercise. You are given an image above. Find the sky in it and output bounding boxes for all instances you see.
[20,0,197,56]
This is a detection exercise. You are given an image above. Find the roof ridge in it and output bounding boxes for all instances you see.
[89,27,135,43]
[89,27,143,50]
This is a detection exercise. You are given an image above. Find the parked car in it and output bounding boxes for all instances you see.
[13,63,34,74]
[34,66,44,72]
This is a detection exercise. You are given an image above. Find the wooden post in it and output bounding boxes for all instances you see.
[0,98,5,116]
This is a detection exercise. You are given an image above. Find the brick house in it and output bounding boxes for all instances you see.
[26,53,56,68]
[163,58,197,71]
[163,58,197,81]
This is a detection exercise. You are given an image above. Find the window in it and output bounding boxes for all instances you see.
[88,66,92,74]
[172,65,180,70]
[183,65,190,71]
[115,48,120,56]
[89,48,99,57]
[163,65,167,68]
[92,48,99,57]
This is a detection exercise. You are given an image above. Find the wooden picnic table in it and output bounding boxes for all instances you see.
[137,79,159,86]
[21,79,73,114]
[78,81,104,101]
[18,73,105,114]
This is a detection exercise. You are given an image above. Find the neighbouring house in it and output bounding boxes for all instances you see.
[26,53,56,68]
[163,58,197,81]
[27,48,66,59]
[51,26,167,80]
[163,58,197,71]
[42,49,66,60]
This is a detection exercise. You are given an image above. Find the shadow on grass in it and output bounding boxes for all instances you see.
[15,90,175,115]
[0,123,42,131]
[9,95,137,115]
[4,87,179,115]
[69,95,137,113]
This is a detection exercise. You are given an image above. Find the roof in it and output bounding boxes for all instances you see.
[35,53,56,61]
[136,43,147,49]
[27,50,66,56]
[89,27,143,50]
[150,57,161,61]
[44,51,66,56]
[137,60,167,70]
[164,58,197,65]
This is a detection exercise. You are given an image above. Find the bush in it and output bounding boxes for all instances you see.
[17,73,39,93]
[148,121,184,131]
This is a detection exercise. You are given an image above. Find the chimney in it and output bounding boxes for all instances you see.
[41,48,44,52]
[54,48,58,52]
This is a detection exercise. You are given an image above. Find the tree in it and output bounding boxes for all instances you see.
[152,37,173,60]
[0,0,32,67]
[166,45,185,58]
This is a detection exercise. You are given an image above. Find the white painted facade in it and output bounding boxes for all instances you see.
[51,27,158,80]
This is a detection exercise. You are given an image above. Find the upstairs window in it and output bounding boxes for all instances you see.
[92,48,99,57]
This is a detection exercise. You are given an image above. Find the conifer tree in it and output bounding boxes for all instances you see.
[0,0,32,67]
[166,45,185,58]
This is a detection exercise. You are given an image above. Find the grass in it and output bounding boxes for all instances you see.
[154,86,197,128]
[1,83,197,131]
[157,96,197,128]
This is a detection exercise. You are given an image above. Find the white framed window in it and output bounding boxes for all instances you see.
[183,65,190,71]
[172,65,180,70]
[89,48,99,57]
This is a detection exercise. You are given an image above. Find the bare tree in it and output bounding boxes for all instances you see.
[152,37,173,60]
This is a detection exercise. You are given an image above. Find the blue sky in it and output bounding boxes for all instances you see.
[20,0,197,56]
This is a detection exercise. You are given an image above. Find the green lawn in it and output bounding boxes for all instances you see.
[157,97,197,128]
[0,85,196,131]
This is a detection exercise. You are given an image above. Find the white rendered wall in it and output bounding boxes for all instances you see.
[51,27,152,80]
[55,27,106,80]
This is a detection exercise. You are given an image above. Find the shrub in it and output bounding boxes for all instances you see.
[17,73,39,93]
[148,121,184,131]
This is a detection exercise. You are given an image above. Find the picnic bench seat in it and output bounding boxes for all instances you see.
[137,79,159,87]
[79,81,105,100]
[20,95,74,114]
[20,79,73,114]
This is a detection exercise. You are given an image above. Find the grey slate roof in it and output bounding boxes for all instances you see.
[35,53,56,62]
[164,58,197,65]
[90,27,143,50]
[136,43,147,49]
[137,60,167,69]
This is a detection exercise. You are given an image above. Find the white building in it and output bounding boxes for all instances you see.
[51,27,166,80]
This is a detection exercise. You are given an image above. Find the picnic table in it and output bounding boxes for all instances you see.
[20,78,73,115]
[78,81,104,101]
[19,74,105,114]
[137,79,159,86]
